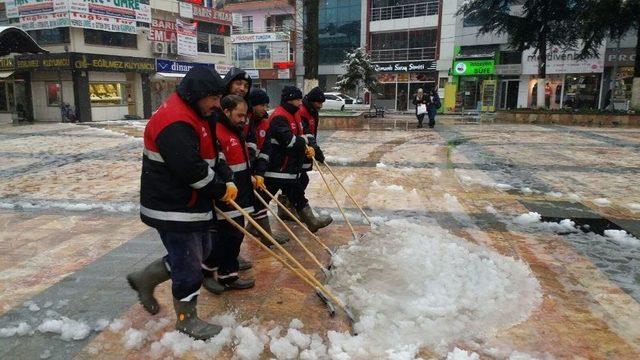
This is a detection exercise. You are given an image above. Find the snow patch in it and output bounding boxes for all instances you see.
[37,317,91,341]
[604,230,640,247]
[123,328,148,349]
[593,198,611,207]
[627,203,640,212]
[0,322,33,337]
[514,212,541,225]
[446,348,480,360]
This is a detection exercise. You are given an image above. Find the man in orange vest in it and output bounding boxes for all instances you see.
[127,66,237,340]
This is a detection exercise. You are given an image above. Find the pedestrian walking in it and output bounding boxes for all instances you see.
[127,66,237,340]
[426,88,441,129]
[413,88,427,128]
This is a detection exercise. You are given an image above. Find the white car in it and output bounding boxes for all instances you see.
[323,92,355,111]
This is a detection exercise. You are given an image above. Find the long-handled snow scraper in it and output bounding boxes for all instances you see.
[220,201,358,329]
[313,159,365,241]
[253,189,331,278]
[321,161,372,227]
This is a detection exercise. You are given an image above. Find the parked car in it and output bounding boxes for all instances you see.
[323,92,357,111]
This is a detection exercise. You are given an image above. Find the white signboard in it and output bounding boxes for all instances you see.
[176,18,197,57]
[522,44,606,75]
[68,0,151,23]
[19,12,71,31]
[69,11,137,34]
[5,0,68,18]
[179,2,193,19]
[215,63,235,76]
[231,32,290,43]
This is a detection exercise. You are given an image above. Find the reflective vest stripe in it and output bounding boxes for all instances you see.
[190,167,215,189]
[229,163,248,172]
[216,206,255,220]
[302,163,312,169]
[143,148,164,162]
[140,205,213,222]
[265,171,298,179]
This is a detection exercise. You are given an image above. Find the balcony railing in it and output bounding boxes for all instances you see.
[370,47,436,62]
[371,1,439,21]
[231,25,292,35]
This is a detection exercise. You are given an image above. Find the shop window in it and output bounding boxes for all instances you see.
[500,51,522,64]
[84,29,137,48]
[370,29,437,62]
[198,23,229,54]
[46,82,62,107]
[28,28,70,45]
[89,82,126,106]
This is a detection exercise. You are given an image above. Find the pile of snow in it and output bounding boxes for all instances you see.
[327,219,542,357]
[627,203,640,212]
[324,156,354,165]
[447,348,479,360]
[593,198,611,207]
[547,192,563,198]
[495,183,514,191]
[514,212,541,225]
[37,317,92,341]
[0,322,33,337]
[604,230,640,247]
[375,162,387,168]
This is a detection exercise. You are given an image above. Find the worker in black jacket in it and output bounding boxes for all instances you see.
[202,95,256,294]
[127,66,237,340]
[254,86,327,232]
[245,88,289,246]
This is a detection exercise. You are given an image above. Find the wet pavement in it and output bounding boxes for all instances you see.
[0,116,639,359]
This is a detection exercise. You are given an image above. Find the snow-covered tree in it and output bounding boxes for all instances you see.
[335,47,379,94]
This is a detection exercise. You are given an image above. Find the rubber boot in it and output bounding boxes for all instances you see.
[202,276,225,295]
[127,258,170,315]
[223,278,255,291]
[173,297,222,340]
[277,194,298,221]
[247,217,289,247]
[298,205,333,233]
[238,255,252,271]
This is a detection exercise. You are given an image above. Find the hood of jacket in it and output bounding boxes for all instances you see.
[177,66,225,113]
[223,67,253,97]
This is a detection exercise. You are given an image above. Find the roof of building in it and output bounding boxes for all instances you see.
[0,26,48,56]
[222,0,294,13]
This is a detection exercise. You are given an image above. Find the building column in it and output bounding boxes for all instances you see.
[72,70,91,122]
[141,73,152,118]
[23,72,34,121]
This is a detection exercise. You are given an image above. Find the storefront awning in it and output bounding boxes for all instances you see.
[456,45,498,60]
[0,71,14,78]
[154,72,186,79]
[0,26,48,56]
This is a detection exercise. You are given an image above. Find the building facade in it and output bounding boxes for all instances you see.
[222,0,296,103]
[0,0,233,123]
[363,0,439,111]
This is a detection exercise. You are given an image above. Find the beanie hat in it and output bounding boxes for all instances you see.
[248,88,270,106]
[281,85,303,103]
[305,87,325,102]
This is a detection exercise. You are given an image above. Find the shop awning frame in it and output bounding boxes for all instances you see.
[0,26,49,56]
[154,72,187,79]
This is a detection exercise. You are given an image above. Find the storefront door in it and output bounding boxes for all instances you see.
[499,80,519,110]
[13,80,30,120]
[125,83,136,117]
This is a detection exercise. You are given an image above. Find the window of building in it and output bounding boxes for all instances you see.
[439,77,448,89]
[198,22,229,54]
[371,0,438,21]
[500,51,522,64]
[317,0,361,65]
[266,14,294,32]
[233,41,290,69]
[84,29,137,48]
[46,82,62,107]
[370,29,437,62]
[89,82,126,106]
[28,28,70,45]
[242,16,253,32]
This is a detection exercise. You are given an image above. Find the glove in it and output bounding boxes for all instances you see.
[252,175,265,189]
[305,145,315,159]
[221,182,238,204]
[314,146,325,164]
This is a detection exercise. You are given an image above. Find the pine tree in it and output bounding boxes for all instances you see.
[335,47,379,94]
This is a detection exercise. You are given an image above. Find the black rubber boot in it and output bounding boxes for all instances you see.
[298,205,333,233]
[202,276,225,295]
[127,258,170,315]
[277,194,298,221]
[223,278,255,291]
[247,217,289,247]
[237,256,252,271]
[173,297,222,340]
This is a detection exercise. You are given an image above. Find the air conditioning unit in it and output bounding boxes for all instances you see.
[168,42,178,55]
[152,41,167,55]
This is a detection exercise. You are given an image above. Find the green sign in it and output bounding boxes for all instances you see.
[453,60,495,76]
